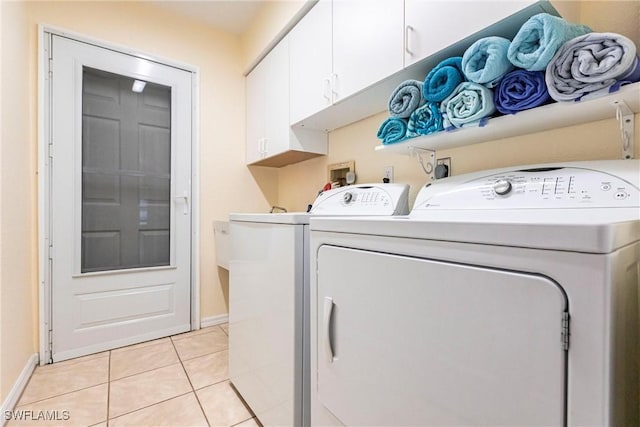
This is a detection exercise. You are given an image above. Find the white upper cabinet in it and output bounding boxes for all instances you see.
[404,1,537,66]
[332,0,404,102]
[246,36,328,167]
[245,56,266,165]
[263,38,291,158]
[289,0,333,125]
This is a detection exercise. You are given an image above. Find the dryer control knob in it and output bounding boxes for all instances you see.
[493,179,512,196]
[343,192,353,203]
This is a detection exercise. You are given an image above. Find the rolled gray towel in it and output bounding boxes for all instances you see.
[546,32,640,101]
[388,79,425,118]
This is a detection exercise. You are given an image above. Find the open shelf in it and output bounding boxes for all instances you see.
[375,82,640,155]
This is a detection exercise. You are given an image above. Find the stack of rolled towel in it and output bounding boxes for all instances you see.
[377,12,640,145]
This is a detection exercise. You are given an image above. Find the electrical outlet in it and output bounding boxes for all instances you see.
[383,165,394,183]
[435,157,451,179]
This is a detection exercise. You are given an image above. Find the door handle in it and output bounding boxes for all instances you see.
[323,296,335,364]
[175,191,189,215]
[405,25,414,55]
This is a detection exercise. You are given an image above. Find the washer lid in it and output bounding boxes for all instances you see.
[310,210,640,253]
[230,212,310,225]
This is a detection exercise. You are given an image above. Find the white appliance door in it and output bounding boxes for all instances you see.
[317,246,567,426]
[229,221,304,427]
[50,35,192,361]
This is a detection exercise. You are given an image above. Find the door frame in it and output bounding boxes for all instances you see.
[37,25,201,364]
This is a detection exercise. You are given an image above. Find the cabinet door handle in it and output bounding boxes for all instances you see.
[331,73,338,100]
[323,77,331,102]
[262,138,268,158]
[405,25,414,55]
[323,296,335,364]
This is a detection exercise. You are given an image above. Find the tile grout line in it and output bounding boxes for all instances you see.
[106,351,111,427]
[228,381,258,420]
[16,381,110,408]
[192,376,231,392]
[170,334,212,427]
[107,391,194,423]
[171,326,229,362]
[109,359,184,383]
[171,326,222,342]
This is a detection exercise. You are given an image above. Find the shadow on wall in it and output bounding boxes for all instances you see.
[248,165,279,209]
[217,267,229,312]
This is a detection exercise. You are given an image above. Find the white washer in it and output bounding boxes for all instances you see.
[309,160,639,426]
[229,184,409,427]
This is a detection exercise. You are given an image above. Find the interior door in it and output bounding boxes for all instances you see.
[50,35,192,361]
[316,246,568,426]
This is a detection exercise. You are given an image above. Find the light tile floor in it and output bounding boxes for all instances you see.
[8,324,260,427]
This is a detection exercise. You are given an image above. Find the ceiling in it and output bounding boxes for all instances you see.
[152,1,267,35]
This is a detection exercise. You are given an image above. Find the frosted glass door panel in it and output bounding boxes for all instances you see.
[81,67,171,272]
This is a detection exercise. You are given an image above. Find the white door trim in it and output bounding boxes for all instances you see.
[37,24,200,364]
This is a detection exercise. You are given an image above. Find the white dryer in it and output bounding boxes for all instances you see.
[309,160,639,426]
[229,183,409,427]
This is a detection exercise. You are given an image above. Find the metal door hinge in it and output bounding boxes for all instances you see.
[561,312,570,351]
[48,330,54,364]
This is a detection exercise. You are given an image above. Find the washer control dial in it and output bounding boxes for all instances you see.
[493,179,513,196]
[343,192,353,203]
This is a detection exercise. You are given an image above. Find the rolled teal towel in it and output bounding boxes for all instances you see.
[422,57,465,102]
[441,82,496,129]
[508,13,591,71]
[388,80,425,118]
[407,103,443,137]
[377,117,409,145]
[462,37,514,88]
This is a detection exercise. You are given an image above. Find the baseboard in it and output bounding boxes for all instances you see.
[0,353,39,427]
[200,314,229,328]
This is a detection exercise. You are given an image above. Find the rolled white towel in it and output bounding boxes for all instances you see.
[546,32,640,101]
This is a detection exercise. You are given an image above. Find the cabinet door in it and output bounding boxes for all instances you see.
[263,37,291,158]
[316,245,567,426]
[405,0,535,66]
[245,62,265,164]
[332,0,404,102]
[289,0,332,124]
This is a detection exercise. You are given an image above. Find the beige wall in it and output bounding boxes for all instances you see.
[1,0,36,402]
[276,0,640,211]
[0,0,280,401]
[240,0,308,72]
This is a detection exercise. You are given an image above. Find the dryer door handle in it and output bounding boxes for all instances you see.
[323,297,335,364]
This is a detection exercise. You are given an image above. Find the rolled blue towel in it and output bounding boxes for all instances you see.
[546,32,640,102]
[495,70,550,114]
[422,57,465,102]
[377,117,409,145]
[508,13,591,71]
[462,37,514,88]
[406,103,444,137]
[441,82,496,129]
[388,80,425,118]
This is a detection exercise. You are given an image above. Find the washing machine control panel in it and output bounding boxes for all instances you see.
[311,183,410,215]
[414,166,640,210]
